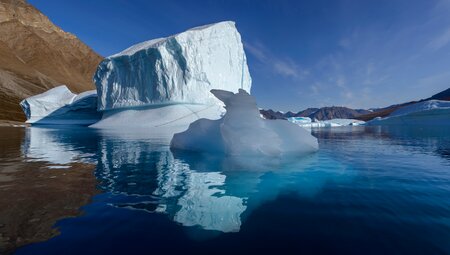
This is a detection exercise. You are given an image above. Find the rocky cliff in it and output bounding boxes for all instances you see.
[0,0,102,121]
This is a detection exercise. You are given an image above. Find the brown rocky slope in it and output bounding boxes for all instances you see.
[0,0,102,121]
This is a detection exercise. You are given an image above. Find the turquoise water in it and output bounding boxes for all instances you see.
[1,126,449,254]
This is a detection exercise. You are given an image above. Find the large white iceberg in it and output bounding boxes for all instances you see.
[89,103,223,133]
[367,100,450,126]
[94,21,251,111]
[171,89,319,156]
[20,85,101,125]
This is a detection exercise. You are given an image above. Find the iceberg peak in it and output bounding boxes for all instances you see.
[94,21,252,111]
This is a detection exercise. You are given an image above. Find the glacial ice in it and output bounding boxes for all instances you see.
[94,21,252,111]
[389,100,450,117]
[171,89,319,156]
[89,103,224,133]
[287,117,365,128]
[367,100,450,126]
[20,85,101,125]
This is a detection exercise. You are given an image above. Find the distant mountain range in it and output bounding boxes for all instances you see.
[261,107,370,121]
[0,0,102,121]
[261,88,450,121]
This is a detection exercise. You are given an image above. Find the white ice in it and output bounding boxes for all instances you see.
[171,89,319,156]
[287,117,365,128]
[20,85,100,125]
[90,103,224,133]
[367,100,450,126]
[94,21,252,111]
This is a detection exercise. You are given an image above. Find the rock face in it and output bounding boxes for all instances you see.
[20,85,101,125]
[0,0,102,121]
[260,106,370,121]
[427,88,450,101]
[171,89,318,156]
[94,21,251,111]
[304,107,370,120]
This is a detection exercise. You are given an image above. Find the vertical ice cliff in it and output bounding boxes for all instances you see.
[94,21,252,111]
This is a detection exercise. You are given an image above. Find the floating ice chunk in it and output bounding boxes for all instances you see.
[20,85,101,125]
[367,100,450,126]
[288,118,365,128]
[287,117,312,124]
[171,89,319,156]
[94,21,252,111]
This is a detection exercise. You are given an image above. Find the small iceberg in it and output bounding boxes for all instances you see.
[287,117,364,128]
[170,89,319,156]
[20,85,101,125]
[367,100,450,126]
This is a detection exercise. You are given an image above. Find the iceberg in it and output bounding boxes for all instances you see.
[170,89,319,156]
[19,21,252,131]
[287,117,364,128]
[287,117,312,124]
[89,103,223,133]
[367,100,450,126]
[20,85,101,125]
[94,21,251,111]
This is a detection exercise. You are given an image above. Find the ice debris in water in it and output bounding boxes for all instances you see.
[170,89,319,156]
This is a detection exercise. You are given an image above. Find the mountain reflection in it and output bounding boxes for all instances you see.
[0,127,97,254]
[21,126,355,234]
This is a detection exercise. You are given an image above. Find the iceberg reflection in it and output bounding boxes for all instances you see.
[21,127,355,234]
[21,126,97,167]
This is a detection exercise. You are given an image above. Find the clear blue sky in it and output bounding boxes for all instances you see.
[29,0,450,111]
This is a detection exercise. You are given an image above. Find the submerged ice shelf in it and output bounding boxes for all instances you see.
[171,89,319,156]
[90,103,224,132]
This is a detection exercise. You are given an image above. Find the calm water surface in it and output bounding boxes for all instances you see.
[0,126,449,254]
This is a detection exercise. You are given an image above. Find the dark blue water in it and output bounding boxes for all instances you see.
[1,126,449,254]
